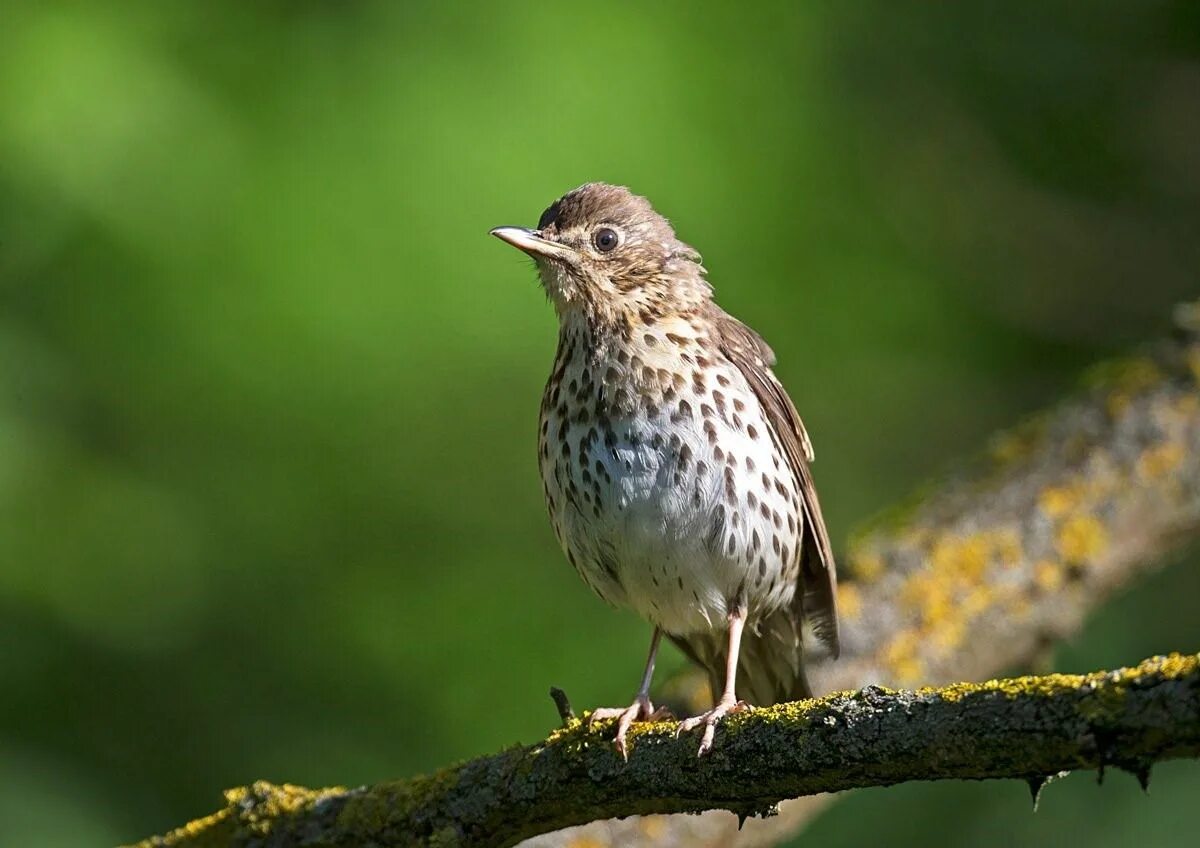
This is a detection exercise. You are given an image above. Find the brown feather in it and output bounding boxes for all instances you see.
[709,305,840,658]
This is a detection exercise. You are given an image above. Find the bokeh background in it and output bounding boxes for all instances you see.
[2,2,1198,845]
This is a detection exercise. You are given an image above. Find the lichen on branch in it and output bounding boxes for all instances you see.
[132,653,1200,848]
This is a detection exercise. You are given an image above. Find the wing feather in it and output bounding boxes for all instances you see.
[712,308,840,657]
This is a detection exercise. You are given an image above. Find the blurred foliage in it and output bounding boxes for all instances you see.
[0,1,1198,845]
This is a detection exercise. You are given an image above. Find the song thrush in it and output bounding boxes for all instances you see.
[491,183,839,756]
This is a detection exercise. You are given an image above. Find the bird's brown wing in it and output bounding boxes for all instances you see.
[712,308,840,658]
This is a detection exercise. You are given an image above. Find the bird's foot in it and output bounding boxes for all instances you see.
[676,696,749,756]
[588,695,673,760]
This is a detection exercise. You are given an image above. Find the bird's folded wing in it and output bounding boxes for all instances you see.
[712,308,840,657]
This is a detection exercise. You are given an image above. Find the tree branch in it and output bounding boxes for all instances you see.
[130,302,1200,848]
[133,654,1200,848]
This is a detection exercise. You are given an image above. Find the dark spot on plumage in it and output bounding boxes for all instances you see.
[651,433,664,450]
[773,510,782,529]
[701,403,715,419]
[705,505,726,553]
[774,478,788,498]
[541,419,549,435]
[581,469,592,485]
[747,491,758,510]
[594,459,604,475]
[752,530,761,552]
[696,356,711,368]
[617,349,630,365]
[732,413,742,430]
[631,355,643,372]
[568,379,577,395]
[747,423,758,439]
[645,402,659,417]
[781,543,790,564]
[704,421,718,444]
[604,366,618,383]
[724,466,736,503]
[787,513,796,533]
[760,502,771,520]
[604,429,617,448]
[731,510,740,528]
[772,534,781,554]
[561,442,570,457]
[726,453,737,469]
[680,352,694,365]
[624,460,633,472]
[663,385,677,402]
[692,371,706,392]
[713,445,725,462]
[726,536,737,556]
[641,366,655,383]
[644,333,657,346]
[757,559,767,579]
[675,399,693,421]
[666,332,687,345]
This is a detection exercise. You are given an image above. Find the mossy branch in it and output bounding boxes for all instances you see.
[133,654,1200,848]
[131,303,1200,848]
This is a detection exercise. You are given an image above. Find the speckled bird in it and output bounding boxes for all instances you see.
[491,183,838,756]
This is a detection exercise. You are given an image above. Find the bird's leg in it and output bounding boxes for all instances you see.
[677,605,750,755]
[588,628,672,759]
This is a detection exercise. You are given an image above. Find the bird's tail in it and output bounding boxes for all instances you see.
[668,608,811,707]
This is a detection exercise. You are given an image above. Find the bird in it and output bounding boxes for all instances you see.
[490,183,838,756]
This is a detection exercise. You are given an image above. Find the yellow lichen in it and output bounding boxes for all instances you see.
[638,818,667,837]
[930,534,991,582]
[838,583,862,619]
[881,630,924,685]
[961,586,996,618]
[1038,482,1085,518]
[1137,442,1184,480]
[930,617,965,654]
[1056,515,1108,565]
[1187,348,1200,385]
[1034,560,1064,593]
[848,548,884,582]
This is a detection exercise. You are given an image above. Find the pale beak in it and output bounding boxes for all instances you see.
[489,226,576,260]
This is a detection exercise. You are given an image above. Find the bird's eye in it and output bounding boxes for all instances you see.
[593,227,620,253]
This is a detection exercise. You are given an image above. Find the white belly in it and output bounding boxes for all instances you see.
[540,360,802,635]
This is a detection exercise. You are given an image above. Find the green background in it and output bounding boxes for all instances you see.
[1,2,1198,845]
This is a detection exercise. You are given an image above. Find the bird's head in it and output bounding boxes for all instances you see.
[491,183,710,326]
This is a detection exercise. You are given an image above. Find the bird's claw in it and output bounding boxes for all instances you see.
[676,698,749,756]
[588,696,673,760]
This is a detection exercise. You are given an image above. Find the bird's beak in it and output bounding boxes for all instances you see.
[489,226,576,260]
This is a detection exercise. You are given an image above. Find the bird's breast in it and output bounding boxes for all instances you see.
[537,320,803,632]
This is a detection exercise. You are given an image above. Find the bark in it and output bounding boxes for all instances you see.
[130,302,1200,848]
